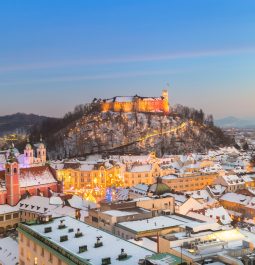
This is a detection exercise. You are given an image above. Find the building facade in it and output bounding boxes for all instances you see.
[162,172,219,192]
[100,90,170,114]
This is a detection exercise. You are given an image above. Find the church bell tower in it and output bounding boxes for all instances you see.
[5,145,20,206]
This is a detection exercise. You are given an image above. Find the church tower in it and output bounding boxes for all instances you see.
[37,137,46,164]
[162,89,170,114]
[24,138,34,166]
[5,146,20,206]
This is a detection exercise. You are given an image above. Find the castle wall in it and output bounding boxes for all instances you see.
[100,91,170,114]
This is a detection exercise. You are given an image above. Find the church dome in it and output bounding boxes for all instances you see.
[26,143,32,150]
[38,142,45,149]
[7,145,18,163]
[148,177,171,196]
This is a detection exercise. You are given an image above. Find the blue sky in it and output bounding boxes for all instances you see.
[0,0,255,118]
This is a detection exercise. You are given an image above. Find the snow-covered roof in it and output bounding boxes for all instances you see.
[205,206,232,225]
[220,192,255,210]
[18,195,89,219]
[103,210,139,217]
[185,189,216,204]
[130,184,149,194]
[220,175,245,185]
[162,174,177,180]
[104,96,162,103]
[0,237,18,265]
[129,164,152,173]
[19,166,57,188]
[21,216,154,265]
[129,237,157,252]
[0,204,19,215]
[207,184,226,196]
[68,195,97,210]
[117,215,193,233]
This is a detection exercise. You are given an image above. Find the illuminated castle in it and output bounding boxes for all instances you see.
[100,89,170,114]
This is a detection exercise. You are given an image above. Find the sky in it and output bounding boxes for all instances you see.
[0,0,255,119]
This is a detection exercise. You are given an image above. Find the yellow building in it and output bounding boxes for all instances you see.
[124,163,161,187]
[0,205,20,234]
[162,172,219,192]
[56,162,125,192]
[54,157,175,195]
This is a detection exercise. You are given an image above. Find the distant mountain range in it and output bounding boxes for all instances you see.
[215,116,255,128]
[0,113,51,136]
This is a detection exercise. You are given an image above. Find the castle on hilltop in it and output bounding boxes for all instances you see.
[100,89,170,114]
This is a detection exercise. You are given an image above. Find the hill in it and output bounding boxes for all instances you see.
[0,113,51,136]
[29,104,234,159]
[215,116,255,128]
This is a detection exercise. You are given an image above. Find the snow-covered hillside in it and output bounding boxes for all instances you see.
[46,111,233,159]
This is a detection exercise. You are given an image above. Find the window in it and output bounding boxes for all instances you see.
[92,216,98,223]
[34,257,38,265]
[13,213,19,218]
[49,253,53,263]
[26,238,30,247]
[0,216,4,221]
[5,214,11,220]
[58,259,62,265]
[21,247,24,256]
[41,247,44,257]
[27,251,31,261]
[33,242,37,252]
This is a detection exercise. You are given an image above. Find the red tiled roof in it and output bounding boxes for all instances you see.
[20,166,57,179]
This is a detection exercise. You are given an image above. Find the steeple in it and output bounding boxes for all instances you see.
[7,144,18,163]
[5,144,20,206]
[37,136,47,164]
[24,137,34,166]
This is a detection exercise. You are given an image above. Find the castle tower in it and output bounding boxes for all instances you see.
[37,137,46,164]
[24,138,34,166]
[162,89,170,114]
[5,146,20,206]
